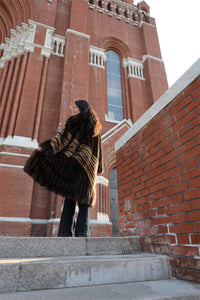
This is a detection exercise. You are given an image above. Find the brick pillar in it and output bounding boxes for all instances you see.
[141,21,168,103]
[58,0,90,127]
[128,77,151,122]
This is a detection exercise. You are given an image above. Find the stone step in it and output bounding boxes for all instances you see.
[0,236,140,258]
[0,253,170,293]
[0,280,200,300]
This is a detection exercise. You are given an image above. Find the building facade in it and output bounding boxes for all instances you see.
[0,0,168,236]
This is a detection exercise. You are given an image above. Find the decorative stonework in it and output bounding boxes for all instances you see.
[88,0,139,25]
[97,175,109,186]
[89,45,106,68]
[51,34,65,57]
[123,57,145,80]
[0,21,36,68]
[0,136,38,149]
[0,20,66,67]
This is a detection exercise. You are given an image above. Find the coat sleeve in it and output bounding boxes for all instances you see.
[40,117,78,155]
[97,133,103,174]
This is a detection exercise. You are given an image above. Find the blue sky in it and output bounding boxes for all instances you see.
[136,0,200,87]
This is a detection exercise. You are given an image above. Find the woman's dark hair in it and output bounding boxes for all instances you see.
[75,100,101,136]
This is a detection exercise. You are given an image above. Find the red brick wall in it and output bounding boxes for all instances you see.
[116,75,200,283]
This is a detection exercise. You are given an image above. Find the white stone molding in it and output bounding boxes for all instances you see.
[97,212,110,223]
[0,20,66,67]
[88,0,138,23]
[105,114,120,124]
[0,163,24,169]
[41,27,56,57]
[66,28,90,39]
[89,45,106,68]
[123,57,145,80]
[139,21,155,28]
[51,34,65,57]
[0,217,32,223]
[0,136,38,149]
[102,119,132,143]
[0,216,112,225]
[115,58,200,152]
[97,175,109,186]
[0,152,30,157]
[0,21,36,67]
[143,54,164,63]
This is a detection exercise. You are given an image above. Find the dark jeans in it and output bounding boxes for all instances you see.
[58,198,90,237]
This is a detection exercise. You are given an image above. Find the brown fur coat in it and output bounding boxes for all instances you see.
[23,115,103,207]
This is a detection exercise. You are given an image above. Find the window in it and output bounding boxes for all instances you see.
[98,0,102,8]
[89,0,93,4]
[116,6,120,15]
[106,50,123,122]
[124,9,128,18]
[107,3,111,11]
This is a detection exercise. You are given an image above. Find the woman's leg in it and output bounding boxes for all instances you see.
[58,198,76,237]
[75,203,90,237]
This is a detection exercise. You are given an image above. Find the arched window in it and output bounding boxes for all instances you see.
[124,9,128,18]
[98,0,102,8]
[106,50,123,122]
[116,6,120,15]
[107,3,111,11]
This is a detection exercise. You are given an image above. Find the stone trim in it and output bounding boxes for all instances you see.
[97,175,109,186]
[115,58,200,151]
[143,54,164,63]
[0,217,112,225]
[0,19,66,66]
[89,45,106,68]
[123,57,145,80]
[0,152,30,158]
[97,212,110,222]
[102,119,132,143]
[0,217,32,223]
[0,136,38,148]
[66,29,90,39]
[0,163,24,169]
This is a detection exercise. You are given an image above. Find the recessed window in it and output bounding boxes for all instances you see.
[89,0,93,4]
[98,0,102,8]
[124,9,128,18]
[107,3,111,11]
[116,6,120,15]
[106,50,123,122]
[132,12,136,21]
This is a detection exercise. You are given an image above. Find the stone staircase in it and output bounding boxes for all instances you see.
[0,237,200,299]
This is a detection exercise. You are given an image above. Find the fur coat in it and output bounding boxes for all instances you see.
[23,115,103,207]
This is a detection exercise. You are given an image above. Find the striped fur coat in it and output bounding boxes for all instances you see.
[23,115,103,207]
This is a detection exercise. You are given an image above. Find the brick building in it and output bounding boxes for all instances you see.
[0,0,168,237]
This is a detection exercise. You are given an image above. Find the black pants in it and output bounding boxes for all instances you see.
[58,198,90,237]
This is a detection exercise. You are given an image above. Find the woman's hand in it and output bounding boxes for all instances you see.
[37,146,43,152]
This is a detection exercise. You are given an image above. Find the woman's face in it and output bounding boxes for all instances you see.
[73,105,80,115]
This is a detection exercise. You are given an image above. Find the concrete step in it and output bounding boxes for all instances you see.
[0,280,200,300]
[0,253,170,293]
[0,236,140,258]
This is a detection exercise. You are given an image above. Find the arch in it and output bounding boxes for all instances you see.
[107,3,111,11]
[100,36,130,58]
[103,149,116,178]
[0,0,36,45]
[0,13,10,43]
[115,6,120,15]
[106,50,124,122]
[98,0,102,8]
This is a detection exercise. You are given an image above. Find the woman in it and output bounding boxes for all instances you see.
[24,100,103,237]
